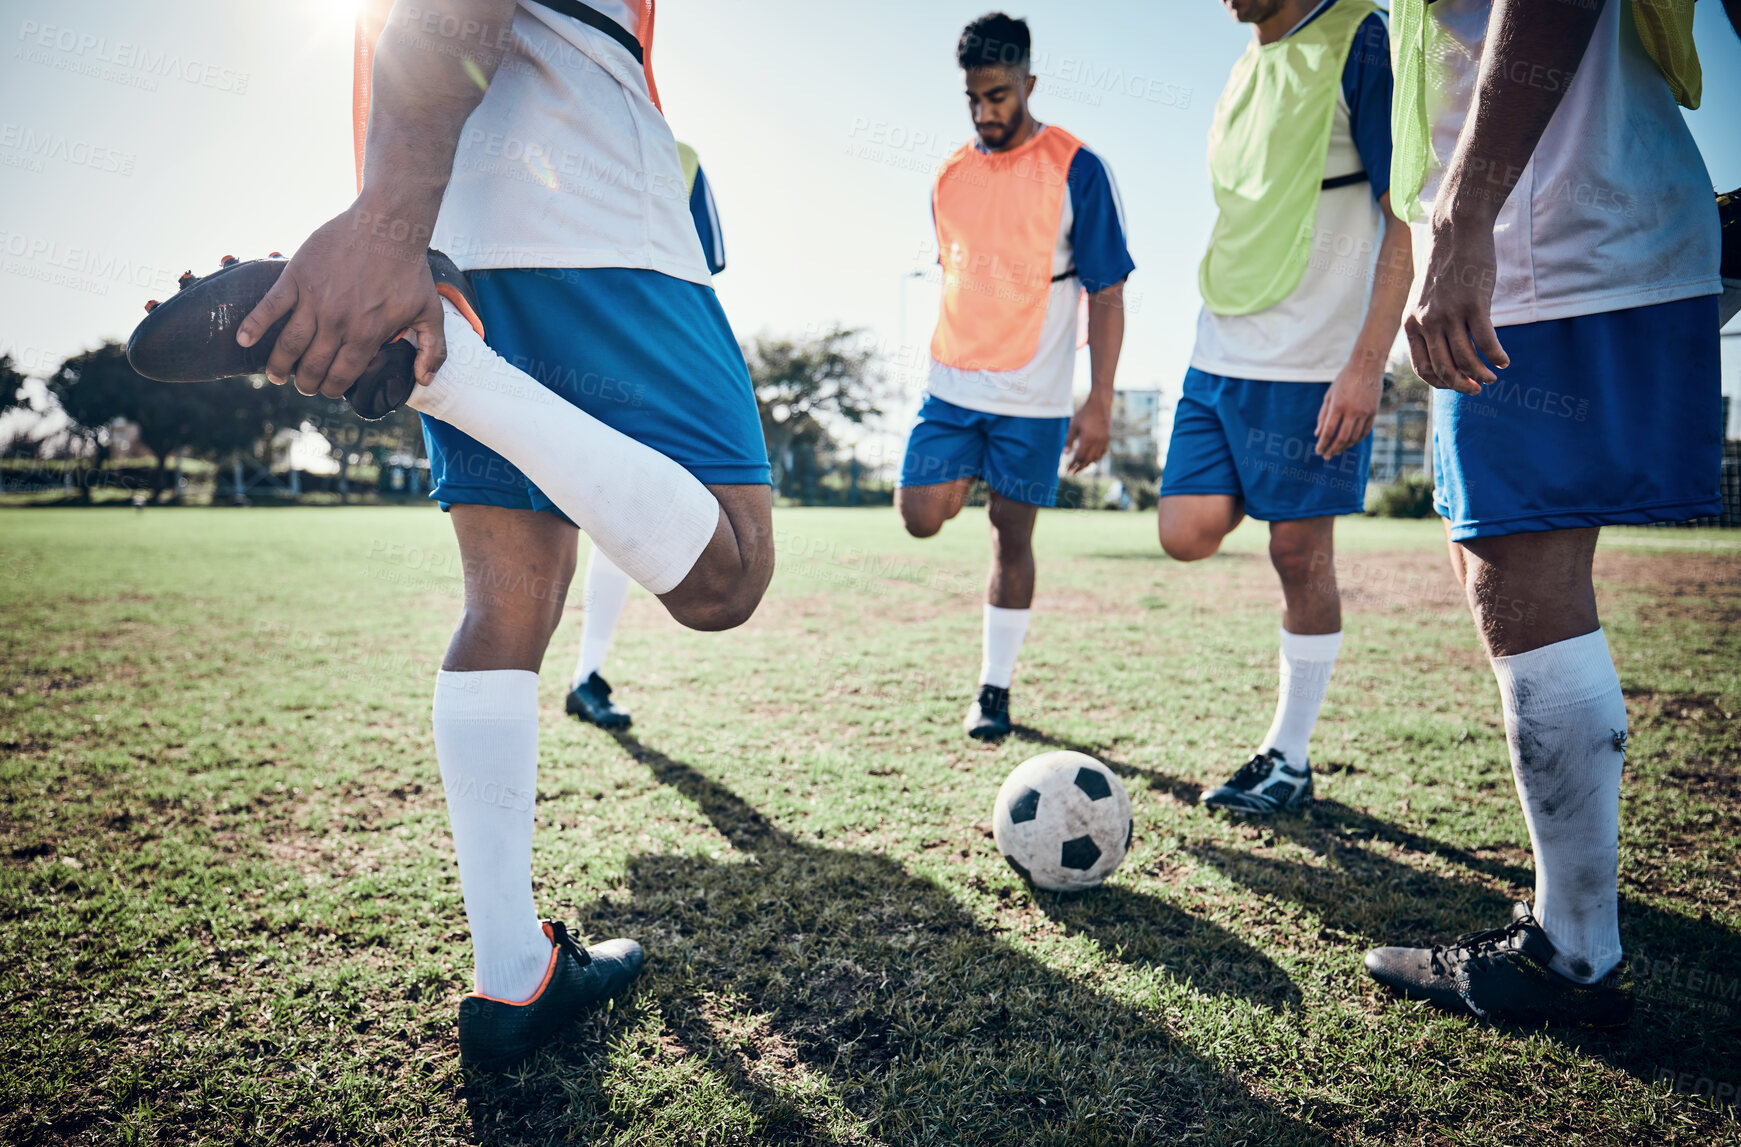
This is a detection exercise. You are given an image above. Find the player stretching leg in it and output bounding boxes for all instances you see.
[565,142,730,730]
[896,12,1134,741]
[134,0,772,1067]
[1162,0,1412,815]
[1361,0,1723,1026]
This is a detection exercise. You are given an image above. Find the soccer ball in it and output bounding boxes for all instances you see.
[992,751,1132,892]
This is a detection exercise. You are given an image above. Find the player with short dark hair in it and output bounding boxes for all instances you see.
[899,12,1135,741]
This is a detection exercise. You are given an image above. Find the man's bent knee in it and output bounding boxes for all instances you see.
[665,576,767,631]
[1158,523,1222,562]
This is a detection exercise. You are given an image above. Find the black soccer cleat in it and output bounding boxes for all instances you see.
[1363,902,1632,1029]
[565,672,632,730]
[965,684,1012,741]
[125,248,484,421]
[457,920,645,1070]
[1200,748,1312,815]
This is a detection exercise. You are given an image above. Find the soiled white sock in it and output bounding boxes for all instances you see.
[408,303,720,595]
[574,547,631,687]
[1491,628,1626,984]
[980,605,1031,689]
[1257,629,1342,767]
[432,669,552,1002]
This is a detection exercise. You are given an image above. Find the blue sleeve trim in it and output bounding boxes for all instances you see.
[1065,147,1136,294]
[689,166,726,275]
[1341,12,1393,203]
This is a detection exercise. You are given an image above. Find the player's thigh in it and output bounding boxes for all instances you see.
[1455,527,1600,656]
[1156,494,1243,560]
[447,504,580,668]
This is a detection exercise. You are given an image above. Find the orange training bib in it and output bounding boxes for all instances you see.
[930,125,1081,374]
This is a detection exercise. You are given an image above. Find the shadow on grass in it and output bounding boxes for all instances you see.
[1015,723,1741,1113]
[462,734,1326,1146]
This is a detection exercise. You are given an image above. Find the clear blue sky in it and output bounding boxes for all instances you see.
[3,0,1738,449]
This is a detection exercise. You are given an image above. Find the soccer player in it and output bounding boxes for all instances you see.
[1160,0,1412,816]
[897,12,1134,741]
[1361,0,1722,1027]
[565,141,729,730]
[170,0,773,1068]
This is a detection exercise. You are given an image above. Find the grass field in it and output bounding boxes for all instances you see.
[1,506,1738,1146]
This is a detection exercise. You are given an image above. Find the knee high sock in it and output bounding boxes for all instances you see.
[980,605,1031,689]
[432,669,552,1002]
[408,303,720,595]
[1257,629,1343,767]
[574,547,631,687]
[1490,628,1626,983]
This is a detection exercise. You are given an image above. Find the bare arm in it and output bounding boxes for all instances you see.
[239,0,519,397]
[1403,0,1606,395]
[1316,191,1414,458]
[1066,281,1124,474]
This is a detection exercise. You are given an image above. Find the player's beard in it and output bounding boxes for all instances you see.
[1225,0,1288,24]
[976,110,1028,152]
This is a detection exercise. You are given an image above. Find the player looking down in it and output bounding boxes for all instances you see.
[896,12,1134,741]
[564,141,730,731]
[1163,0,1411,816]
[1361,0,1724,1027]
[134,0,774,1069]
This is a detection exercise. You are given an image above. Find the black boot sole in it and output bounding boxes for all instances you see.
[126,249,482,421]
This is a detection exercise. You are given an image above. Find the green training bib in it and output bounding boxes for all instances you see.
[1199,0,1377,316]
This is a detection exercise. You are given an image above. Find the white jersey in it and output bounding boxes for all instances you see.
[430,1,711,285]
[1409,0,1719,325]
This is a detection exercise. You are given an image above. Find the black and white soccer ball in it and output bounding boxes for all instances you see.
[992,751,1132,892]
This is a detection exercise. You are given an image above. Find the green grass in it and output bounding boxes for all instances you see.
[1,506,1737,1146]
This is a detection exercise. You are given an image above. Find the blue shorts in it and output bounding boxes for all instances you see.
[1432,294,1721,541]
[898,394,1070,507]
[422,267,770,521]
[1160,368,1372,521]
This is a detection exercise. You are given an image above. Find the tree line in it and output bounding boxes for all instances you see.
[0,324,887,504]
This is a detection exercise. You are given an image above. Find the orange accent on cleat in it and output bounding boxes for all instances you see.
[178,271,195,289]
[435,283,487,340]
[220,255,238,267]
[268,251,283,259]
[144,300,159,312]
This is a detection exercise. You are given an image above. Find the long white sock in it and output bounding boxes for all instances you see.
[980,605,1031,689]
[408,304,720,595]
[1490,628,1626,984]
[1257,629,1343,767]
[574,547,631,687]
[432,669,552,1002]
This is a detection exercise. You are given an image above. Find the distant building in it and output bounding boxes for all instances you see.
[1109,388,1163,469]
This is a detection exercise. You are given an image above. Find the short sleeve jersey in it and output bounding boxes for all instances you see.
[1190,3,1396,382]
[926,130,1135,418]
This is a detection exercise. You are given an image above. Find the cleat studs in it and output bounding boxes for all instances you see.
[219,255,238,267]
[144,300,159,312]
[267,251,283,258]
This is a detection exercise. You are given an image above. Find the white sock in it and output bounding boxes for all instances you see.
[1257,629,1343,768]
[574,547,631,687]
[979,605,1031,689]
[432,669,552,1002]
[1490,628,1626,984]
[408,303,720,595]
